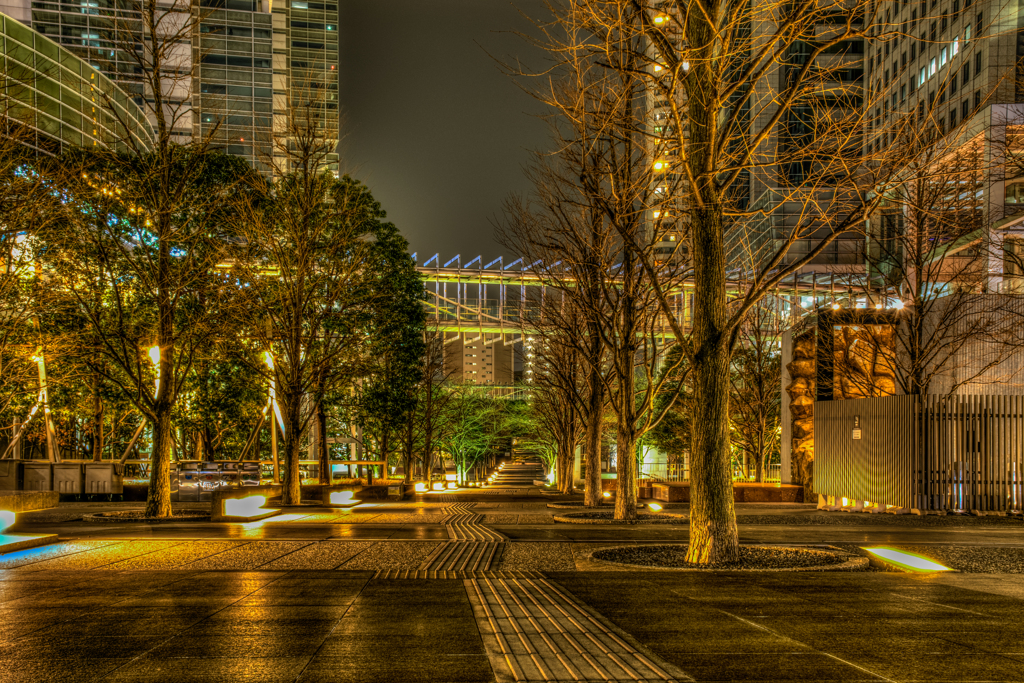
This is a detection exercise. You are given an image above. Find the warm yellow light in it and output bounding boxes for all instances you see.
[148,346,160,366]
[654,64,663,72]
[654,161,665,170]
[653,14,667,23]
[330,490,354,504]
[831,302,841,310]
[648,503,663,512]
[0,511,14,533]
[432,482,445,491]
[893,300,905,310]
[445,473,457,482]
[603,491,611,498]
[414,482,428,492]
[864,547,951,572]
[224,496,267,518]
[447,482,457,489]
[264,351,274,369]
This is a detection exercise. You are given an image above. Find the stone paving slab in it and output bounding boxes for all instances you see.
[101,540,243,570]
[179,541,312,570]
[258,541,377,570]
[0,540,122,570]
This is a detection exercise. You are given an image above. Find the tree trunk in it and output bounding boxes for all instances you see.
[583,367,604,506]
[316,402,330,485]
[282,395,303,505]
[145,409,173,517]
[614,428,637,520]
[91,372,104,461]
[686,342,739,563]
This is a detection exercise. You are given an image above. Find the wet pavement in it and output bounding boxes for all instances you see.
[3,491,1024,681]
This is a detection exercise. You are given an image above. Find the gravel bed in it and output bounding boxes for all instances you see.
[589,544,866,571]
[498,542,576,572]
[0,540,119,569]
[736,513,1024,527]
[368,513,449,524]
[836,544,1024,573]
[258,541,377,570]
[180,541,311,570]
[339,541,442,570]
[83,510,211,523]
[481,514,520,525]
[101,541,243,570]
[553,511,686,525]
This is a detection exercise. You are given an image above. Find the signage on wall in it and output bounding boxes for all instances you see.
[852,415,862,440]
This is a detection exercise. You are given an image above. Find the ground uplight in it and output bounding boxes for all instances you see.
[224,496,267,518]
[414,482,428,493]
[863,547,951,572]
[648,503,663,512]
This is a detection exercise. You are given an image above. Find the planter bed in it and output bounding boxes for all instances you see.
[83,510,211,523]
[553,510,682,524]
[586,544,867,571]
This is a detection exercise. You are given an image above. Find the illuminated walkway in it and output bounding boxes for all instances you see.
[4,497,1024,681]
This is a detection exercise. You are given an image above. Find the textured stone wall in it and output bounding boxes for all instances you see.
[785,329,816,498]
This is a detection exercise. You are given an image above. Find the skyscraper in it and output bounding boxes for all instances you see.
[4,0,338,174]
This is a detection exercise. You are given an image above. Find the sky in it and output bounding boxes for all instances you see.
[338,0,552,264]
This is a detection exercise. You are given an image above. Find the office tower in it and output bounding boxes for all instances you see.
[6,0,339,174]
[0,12,154,152]
[866,0,1024,289]
[444,335,514,385]
[271,0,339,174]
[195,0,274,172]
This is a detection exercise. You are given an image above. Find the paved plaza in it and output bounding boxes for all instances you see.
[2,490,1024,682]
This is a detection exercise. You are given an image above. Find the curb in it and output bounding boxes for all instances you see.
[552,512,686,525]
[82,511,212,524]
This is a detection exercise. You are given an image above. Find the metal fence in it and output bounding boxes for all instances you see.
[815,394,1024,512]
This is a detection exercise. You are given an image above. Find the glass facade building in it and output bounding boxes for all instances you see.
[0,12,154,153]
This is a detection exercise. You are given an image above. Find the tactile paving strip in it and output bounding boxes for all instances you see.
[372,569,545,579]
[419,541,503,571]
[467,576,683,682]
[446,513,507,541]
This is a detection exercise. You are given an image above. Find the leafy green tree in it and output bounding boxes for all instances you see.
[40,147,255,515]
[355,222,426,479]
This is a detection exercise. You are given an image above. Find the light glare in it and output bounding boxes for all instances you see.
[864,547,951,572]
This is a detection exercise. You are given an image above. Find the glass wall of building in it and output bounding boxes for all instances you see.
[1,12,154,153]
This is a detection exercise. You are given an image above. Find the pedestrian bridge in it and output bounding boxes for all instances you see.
[414,253,868,341]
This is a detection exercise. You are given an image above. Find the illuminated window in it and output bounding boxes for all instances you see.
[929,58,936,77]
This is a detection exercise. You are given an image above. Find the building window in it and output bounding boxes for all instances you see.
[911,8,918,28]
[974,51,982,74]
[930,21,937,40]
[962,98,969,118]
[929,58,936,77]
[941,15,947,33]
[952,37,959,55]
[951,73,958,92]
[949,107,957,127]
[1006,182,1024,213]
[901,83,907,101]
[911,75,917,91]
[962,62,970,81]
[975,90,981,109]
[920,66,927,83]
[940,47,947,67]
[911,42,917,60]
[976,11,983,34]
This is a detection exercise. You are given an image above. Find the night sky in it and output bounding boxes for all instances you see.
[338,0,551,264]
